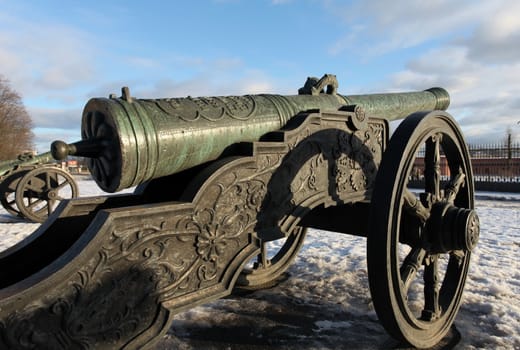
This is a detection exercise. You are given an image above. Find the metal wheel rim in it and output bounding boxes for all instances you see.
[237,226,307,289]
[0,169,28,217]
[368,111,475,348]
[15,167,79,222]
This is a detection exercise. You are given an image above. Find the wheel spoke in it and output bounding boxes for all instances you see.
[45,173,52,191]
[55,179,70,191]
[444,168,465,203]
[424,134,442,201]
[451,250,467,267]
[403,189,430,222]
[400,247,426,293]
[49,173,60,188]
[422,256,441,321]
[24,181,43,193]
[47,200,55,215]
[256,242,269,269]
[26,197,45,210]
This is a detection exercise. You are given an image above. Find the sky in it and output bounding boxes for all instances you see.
[1,0,520,153]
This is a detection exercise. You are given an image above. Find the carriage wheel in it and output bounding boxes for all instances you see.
[15,167,79,223]
[367,111,479,348]
[236,226,307,290]
[0,169,28,217]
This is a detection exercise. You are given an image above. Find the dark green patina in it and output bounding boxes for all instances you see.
[1,75,479,349]
[53,74,450,192]
[0,152,54,178]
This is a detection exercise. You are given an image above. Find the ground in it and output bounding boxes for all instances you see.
[0,179,518,349]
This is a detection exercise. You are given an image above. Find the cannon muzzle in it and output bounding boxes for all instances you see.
[52,75,450,192]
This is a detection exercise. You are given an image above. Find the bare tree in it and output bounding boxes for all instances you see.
[0,75,34,160]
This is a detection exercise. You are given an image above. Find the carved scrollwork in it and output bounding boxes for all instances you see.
[0,154,278,349]
[332,123,383,195]
[259,118,385,235]
[190,208,242,263]
[290,151,327,205]
[141,95,257,123]
[0,113,386,350]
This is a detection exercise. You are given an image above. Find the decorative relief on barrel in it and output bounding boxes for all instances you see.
[218,96,257,120]
[140,95,256,122]
[192,97,226,121]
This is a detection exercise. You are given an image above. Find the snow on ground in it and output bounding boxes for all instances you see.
[0,177,519,349]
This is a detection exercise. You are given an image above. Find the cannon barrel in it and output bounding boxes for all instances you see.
[51,76,449,192]
[0,151,54,178]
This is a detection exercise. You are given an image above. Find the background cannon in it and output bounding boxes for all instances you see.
[0,151,79,222]
[0,74,478,349]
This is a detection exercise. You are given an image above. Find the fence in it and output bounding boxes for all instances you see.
[410,142,520,193]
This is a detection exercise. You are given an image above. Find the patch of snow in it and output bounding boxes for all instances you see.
[0,179,518,349]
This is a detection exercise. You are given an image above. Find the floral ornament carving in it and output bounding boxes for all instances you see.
[215,180,268,217]
[190,208,242,262]
[178,155,274,270]
[0,110,390,350]
[291,153,325,197]
[246,181,268,210]
[334,132,353,193]
[333,122,383,195]
[0,154,277,350]
[368,123,384,164]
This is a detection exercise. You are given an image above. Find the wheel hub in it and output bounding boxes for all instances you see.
[47,190,58,200]
[428,202,480,253]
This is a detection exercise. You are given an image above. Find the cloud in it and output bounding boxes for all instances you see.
[27,106,83,130]
[108,53,275,98]
[326,0,502,56]
[0,11,99,105]
[26,106,83,152]
[387,45,520,143]
[132,68,278,98]
[25,64,281,153]
[323,0,520,143]
[461,2,520,64]
[32,127,81,154]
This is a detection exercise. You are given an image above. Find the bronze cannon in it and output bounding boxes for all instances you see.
[0,151,78,222]
[0,74,479,349]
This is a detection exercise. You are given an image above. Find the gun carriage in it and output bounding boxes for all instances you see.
[0,152,78,222]
[0,74,479,349]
